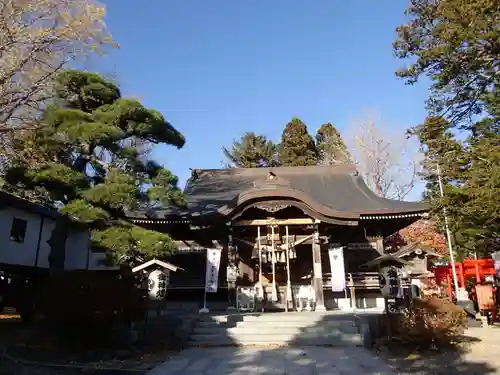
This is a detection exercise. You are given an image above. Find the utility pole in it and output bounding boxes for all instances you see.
[436,163,461,299]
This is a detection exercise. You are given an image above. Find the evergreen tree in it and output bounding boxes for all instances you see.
[448,99,500,255]
[396,0,500,257]
[222,132,278,168]
[414,113,500,257]
[278,118,317,166]
[3,70,185,271]
[394,0,499,129]
[315,123,352,165]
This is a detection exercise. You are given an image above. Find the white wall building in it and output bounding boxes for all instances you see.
[0,191,115,271]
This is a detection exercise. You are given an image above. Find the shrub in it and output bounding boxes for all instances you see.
[388,296,467,349]
[32,270,149,347]
[36,270,147,327]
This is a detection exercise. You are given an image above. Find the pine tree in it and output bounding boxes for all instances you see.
[394,0,499,129]
[3,70,185,271]
[278,118,317,167]
[315,123,352,165]
[222,132,278,168]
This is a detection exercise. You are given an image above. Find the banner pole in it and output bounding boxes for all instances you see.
[285,225,292,311]
[257,226,264,312]
[201,288,208,312]
[271,225,277,302]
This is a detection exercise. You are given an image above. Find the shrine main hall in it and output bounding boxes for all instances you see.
[128,164,428,311]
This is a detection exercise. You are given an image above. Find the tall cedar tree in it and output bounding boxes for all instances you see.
[447,99,500,256]
[222,132,278,168]
[396,0,499,257]
[394,0,499,129]
[315,123,352,165]
[414,114,500,257]
[278,118,317,166]
[3,70,185,271]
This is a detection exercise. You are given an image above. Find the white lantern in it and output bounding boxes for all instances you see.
[147,269,169,300]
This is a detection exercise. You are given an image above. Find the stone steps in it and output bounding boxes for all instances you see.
[193,327,360,338]
[194,318,359,329]
[194,321,358,332]
[189,333,362,346]
[188,312,362,347]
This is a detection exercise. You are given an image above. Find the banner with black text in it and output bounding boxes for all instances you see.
[205,248,222,293]
[328,247,346,292]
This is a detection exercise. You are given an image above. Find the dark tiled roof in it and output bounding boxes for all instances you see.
[359,243,443,270]
[359,255,408,270]
[392,243,444,258]
[0,191,60,219]
[130,165,428,220]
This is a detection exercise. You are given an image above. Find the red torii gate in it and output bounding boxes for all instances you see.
[431,259,498,324]
[432,258,496,300]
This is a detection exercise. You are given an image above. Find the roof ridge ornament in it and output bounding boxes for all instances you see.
[252,171,292,189]
[189,168,200,181]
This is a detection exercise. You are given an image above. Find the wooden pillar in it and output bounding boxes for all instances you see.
[226,223,238,310]
[312,225,326,311]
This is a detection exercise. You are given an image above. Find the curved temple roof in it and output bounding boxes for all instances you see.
[130,165,428,222]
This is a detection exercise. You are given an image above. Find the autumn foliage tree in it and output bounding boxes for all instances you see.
[385,219,448,255]
[3,70,185,272]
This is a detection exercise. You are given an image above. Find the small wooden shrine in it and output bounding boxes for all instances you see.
[128,165,428,311]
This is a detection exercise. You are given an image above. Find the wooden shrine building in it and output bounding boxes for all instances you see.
[128,165,428,311]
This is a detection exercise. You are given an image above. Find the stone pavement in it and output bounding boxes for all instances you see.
[145,346,396,375]
[461,326,500,373]
[376,326,500,375]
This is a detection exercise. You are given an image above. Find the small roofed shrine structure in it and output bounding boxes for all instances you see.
[127,165,428,311]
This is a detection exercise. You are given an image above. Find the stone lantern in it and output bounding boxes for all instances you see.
[360,255,408,313]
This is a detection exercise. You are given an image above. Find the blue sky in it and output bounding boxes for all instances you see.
[90,0,430,198]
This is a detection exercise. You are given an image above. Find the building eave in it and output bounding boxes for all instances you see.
[0,191,60,219]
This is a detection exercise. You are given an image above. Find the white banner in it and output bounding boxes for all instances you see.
[204,248,222,293]
[328,247,346,292]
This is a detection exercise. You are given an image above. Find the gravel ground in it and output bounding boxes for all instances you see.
[0,363,144,375]
[376,326,500,375]
[0,314,178,375]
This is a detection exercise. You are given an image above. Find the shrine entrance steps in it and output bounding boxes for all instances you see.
[188,311,363,347]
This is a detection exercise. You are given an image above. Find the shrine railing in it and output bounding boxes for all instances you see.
[322,272,380,290]
[166,272,379,290]
[167,275,228,289]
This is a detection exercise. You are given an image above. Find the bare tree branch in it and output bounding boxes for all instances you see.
[348,111,422,200]
[0,0,116,170]
[0,1,116,125]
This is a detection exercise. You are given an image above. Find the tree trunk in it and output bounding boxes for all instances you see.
[47,217,70,275]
